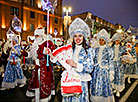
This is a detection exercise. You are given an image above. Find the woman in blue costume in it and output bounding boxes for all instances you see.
[48,18,95,102]
[111,33,125,97]
[63,18,95,102]
[0,35,26,90]
[123,35,137,83]
[90,29,115,102]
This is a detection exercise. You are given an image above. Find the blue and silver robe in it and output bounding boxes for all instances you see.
[124,46,138,74]
[112,45,125,92]
[1,44,26,88]
[63,45,95,102]
[90,45,115,102]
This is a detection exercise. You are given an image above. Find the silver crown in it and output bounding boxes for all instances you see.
[112,33,122,41]
[97,29,110,43]
[69,18,90,38]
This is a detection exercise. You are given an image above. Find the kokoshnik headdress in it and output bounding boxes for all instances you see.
[112,33,122,42]
[125,35,132,42]
[69,18,90,39]
[97,29,110,43]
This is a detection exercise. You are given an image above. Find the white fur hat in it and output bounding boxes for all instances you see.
[97,29,110,43]
[112,33,122,42]
[34,27,45,38]
[69,18,90,39]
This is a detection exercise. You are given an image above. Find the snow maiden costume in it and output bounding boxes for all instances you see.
[111,33,125,97]
[60,18,95,102]
[1,35,26,89]
[122,35,137,83]
[90,29,115,102]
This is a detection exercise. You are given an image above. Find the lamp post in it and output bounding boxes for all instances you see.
[63,6,72,43]
[116,29,123,33]
[21,0,24,40]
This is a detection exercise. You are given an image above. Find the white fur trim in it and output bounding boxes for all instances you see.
[1,78,26,88]
[35,88,40,102]
[51,90,55,95]
[110,71,114,82]
[40,95,51,102]
[26,90,35,97]
[76,63,83,72]
[50,57,57,63]
[112,83,125,92]
[35,59,40,66]
[81,73,92,81]
[90,95,115,102]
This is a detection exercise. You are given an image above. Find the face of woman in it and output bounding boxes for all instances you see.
[73,33,84,45]
[115,40,120,45]
[99,38,106,46]
[12,40,16,45]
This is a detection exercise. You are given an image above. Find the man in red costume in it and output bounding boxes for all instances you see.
[37,36,55,101]
[26,27,55,102]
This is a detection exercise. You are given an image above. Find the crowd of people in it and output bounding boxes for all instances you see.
[0,17,138,102]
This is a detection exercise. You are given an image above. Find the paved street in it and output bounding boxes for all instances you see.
[0,69,138,102]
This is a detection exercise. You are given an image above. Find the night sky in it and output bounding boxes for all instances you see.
[63,0,138,29]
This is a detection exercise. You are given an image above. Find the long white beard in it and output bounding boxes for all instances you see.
[33,37,42,45]
[29,37,42,60]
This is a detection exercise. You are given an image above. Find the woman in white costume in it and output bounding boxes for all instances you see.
[111,33,125,97]
[90,29,115,102]
[47,18,95,102]
[1,35,26,90]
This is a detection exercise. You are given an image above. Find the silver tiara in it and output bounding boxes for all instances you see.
[69,18,90,38]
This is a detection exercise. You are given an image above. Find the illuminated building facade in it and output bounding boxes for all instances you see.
[71,12,124,37]
[0,0,63,41]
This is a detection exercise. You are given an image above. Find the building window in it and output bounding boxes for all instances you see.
[30,24,35,31]
[30,11,35,19]
[11,0,21,2]
[11,0,15,1]
[30,0,35,6]
[10,6,19,16]
[24,0,27,3]
[44,26,47,34]
[43,15,47,21]
[54,18,58,24]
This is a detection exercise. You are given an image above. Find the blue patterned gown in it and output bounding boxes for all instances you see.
[62,45,95,102]
[112,45,125,92]
[90,45,115,102]
[1,44,26,88]
[124,46,138,74]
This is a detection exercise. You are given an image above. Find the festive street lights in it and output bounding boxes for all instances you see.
[63,6,72,42]
[116,29,123,33]
[63,7,72,17]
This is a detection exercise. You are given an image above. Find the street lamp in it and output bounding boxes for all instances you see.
[63,6,72,42]
[116,29,123,33]
[63,7,72,16]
